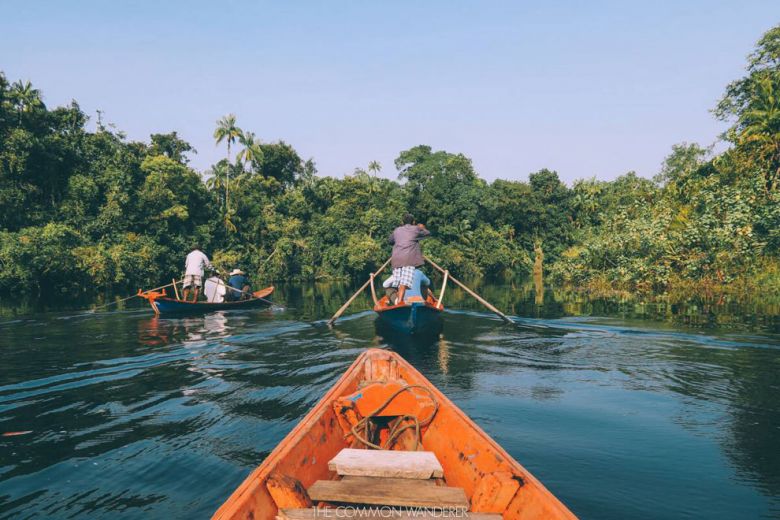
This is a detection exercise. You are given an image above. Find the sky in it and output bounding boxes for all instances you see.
[1,1,778,184]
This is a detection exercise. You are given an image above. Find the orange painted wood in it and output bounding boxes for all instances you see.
[307,478,469,508]
[266,474,312,509]
[278,508,502,520]
[373,294,444,313]
[212,349,577,520]
[471,471,521,513]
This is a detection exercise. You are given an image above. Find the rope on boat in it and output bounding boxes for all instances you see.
[349,384,439,451]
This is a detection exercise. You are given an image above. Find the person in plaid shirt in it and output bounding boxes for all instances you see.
[388,213,430,303]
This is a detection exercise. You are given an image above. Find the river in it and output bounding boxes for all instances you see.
[0,283,778,519]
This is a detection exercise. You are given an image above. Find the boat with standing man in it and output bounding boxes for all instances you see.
[138,285,274,316]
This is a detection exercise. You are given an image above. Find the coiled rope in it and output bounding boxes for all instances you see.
[349,384,439,451]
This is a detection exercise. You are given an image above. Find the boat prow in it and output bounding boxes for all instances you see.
[213,348,577,520]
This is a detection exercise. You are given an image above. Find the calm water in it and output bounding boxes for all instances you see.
[0,283,779,519]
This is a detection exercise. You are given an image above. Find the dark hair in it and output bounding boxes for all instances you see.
[402,213,414,225]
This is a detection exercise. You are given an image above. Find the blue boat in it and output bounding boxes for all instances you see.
[374,294,443,335]
[140,286,274,316]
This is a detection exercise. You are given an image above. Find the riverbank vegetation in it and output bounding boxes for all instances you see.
[1,27,778,300]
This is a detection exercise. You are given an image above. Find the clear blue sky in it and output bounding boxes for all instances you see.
[2,1,778,183]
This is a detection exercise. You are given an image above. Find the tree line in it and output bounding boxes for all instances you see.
[1,26,778,301]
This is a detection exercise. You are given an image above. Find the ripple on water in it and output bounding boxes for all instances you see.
[0,301,779,519]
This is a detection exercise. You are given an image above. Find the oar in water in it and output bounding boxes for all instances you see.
[328,258,391,326]
[424,256,514,324]
[89,280,182,312]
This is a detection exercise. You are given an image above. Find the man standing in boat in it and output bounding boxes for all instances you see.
[182,246,213,302]
[388,213,430,303]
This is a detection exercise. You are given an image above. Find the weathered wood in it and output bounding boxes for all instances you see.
[279,509,502,520]
[341,476,436,486]
[470,471,521,513]
[370,273,378,305]
[267,473,312,509]
[307,478,468,508]
[329,448,444,479]
[437,270,448,309]
[328,258,391,325]
[424,257,513,324]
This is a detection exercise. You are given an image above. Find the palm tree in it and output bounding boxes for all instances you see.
[367,161,381,196]
[236,131,263,173]
[368,160,381,178]
[213,114,242,210]
[10,80,43,122]
[206,161,230,208]
[738,75,780,191]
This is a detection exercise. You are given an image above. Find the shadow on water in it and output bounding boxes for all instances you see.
[0,282,778,519]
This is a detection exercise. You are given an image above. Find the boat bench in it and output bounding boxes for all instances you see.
[278,507,500,520]
[288,448,501,519]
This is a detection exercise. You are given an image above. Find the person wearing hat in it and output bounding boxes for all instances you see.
[226,268,251,301]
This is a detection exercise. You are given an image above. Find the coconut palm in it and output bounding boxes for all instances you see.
[738,75,780,191]
[368,160,381,178]
[10,80,43,122]
[213,114,243,210]
[236,131,263,173]
[366,161,381,196]
[206,161,230,208]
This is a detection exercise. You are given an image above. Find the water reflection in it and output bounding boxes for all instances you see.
[0,284,778,519]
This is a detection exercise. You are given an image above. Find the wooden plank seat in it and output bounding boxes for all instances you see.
[340,476,436,486]
[328,449,444,480]
[278,508,502,520]
[307,477,469,509]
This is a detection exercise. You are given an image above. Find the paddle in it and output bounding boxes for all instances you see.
[424,256,514,324]
[328,258,392,326]
[211,278,274,305]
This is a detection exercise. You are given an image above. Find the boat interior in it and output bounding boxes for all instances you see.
[213,349,574,520]
[374,293,442,311]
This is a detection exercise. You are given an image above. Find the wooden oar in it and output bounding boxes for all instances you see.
[212,278,273,305]
[90,280,182,312]
[424,256,513,324]
[328,258,391,326]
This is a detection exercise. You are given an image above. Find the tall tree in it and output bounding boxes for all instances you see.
[150,132,195,164]
[9,80,43,122]
[716,26,780,192]
[236,131,263,172]
[213,114,242,211]
[368,160,381,178]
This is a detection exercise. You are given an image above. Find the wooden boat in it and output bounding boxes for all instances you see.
[373,294,443,335]
[213,348,577,520]
[138,286,274,315]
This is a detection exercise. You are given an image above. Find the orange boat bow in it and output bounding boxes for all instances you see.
[213,348,577,520]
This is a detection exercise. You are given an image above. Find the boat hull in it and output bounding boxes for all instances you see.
[374,294,443,335]
[375,302,442,335]
[213,348,577,520]
[145,286,274,315]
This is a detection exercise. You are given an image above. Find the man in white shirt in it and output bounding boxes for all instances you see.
[182,247,213,302]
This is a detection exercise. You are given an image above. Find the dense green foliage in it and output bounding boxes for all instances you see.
[1,26,779,299]
[551,27,780,293]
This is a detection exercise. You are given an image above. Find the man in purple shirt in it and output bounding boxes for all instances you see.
[388,213,430,303]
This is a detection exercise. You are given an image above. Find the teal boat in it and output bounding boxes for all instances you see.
[373,294,443,335]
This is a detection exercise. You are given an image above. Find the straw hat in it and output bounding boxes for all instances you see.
[229,269,245,276]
